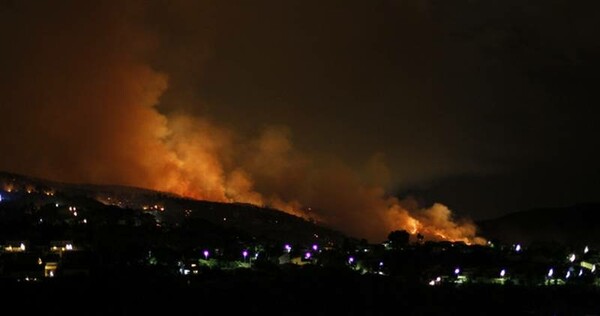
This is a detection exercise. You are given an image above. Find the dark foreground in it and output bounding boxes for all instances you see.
[3,266,600,316]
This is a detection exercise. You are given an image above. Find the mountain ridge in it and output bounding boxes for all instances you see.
[477,203,600,246]
[0,171,346,245]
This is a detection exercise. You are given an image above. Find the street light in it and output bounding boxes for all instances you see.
[305,252,311,260]
[242,250,248,261]
[312,244,318,251]
[454,268,460,275]
[284,244,292,253]
[500,269,506,277]
[348,257,355,264]
[547,268,554,277]
[203,250,209,260]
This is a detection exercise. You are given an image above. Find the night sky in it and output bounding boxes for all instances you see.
[1,0,599,240]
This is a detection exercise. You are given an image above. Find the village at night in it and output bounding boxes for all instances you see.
[1,173,600,314]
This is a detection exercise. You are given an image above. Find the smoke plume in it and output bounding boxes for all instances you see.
[0,0,484,243]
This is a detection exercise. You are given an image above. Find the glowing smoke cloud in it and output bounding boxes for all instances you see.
[0,0,483,243]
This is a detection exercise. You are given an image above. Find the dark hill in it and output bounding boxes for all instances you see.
[0,171,345,245]
[477,204,600,246]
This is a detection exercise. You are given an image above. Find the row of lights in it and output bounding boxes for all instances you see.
[200,249,255,261]
[432,264,597,285]
[199,243,325,262]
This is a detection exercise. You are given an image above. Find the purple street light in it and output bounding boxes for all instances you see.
[348,257,355,264]
[312,244,318,251]
[515,244,522,252]
[305,252,312,259]
[284,244,292,253]
[242,250,248,260]
[203,250,209,260]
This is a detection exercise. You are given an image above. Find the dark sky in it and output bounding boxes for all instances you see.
[152,0,600,219]
[1,0,599,240]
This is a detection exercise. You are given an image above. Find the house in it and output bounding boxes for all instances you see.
[3,241,27,253]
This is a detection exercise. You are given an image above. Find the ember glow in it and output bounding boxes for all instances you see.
[0,0,486,243]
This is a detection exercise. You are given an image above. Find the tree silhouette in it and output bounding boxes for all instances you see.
[387,230,410,248]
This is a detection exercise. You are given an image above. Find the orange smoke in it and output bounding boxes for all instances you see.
[0,0,484,244]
